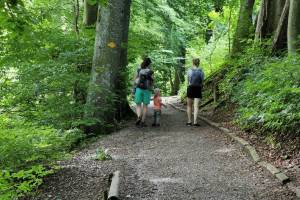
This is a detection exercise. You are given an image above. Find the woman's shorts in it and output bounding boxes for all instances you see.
[135,88,151,105]
[187,86,202,99]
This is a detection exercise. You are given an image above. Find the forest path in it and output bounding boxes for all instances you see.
[29,97,295,200]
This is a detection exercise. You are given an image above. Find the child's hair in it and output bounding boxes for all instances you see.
[154,88,160,96]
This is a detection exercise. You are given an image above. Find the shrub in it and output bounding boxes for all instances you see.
[233,55,300,139]
[0,115,84,199]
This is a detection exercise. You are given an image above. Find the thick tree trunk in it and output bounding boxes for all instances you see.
[272,0,289,52]
[83,0,98,26]
[115,0,134,120]
[288,0,300,54]
[231,0,255,55]
[255,0,286,40]
[85,0,132,134]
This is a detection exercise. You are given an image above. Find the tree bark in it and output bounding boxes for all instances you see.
[231,0,255,55]
[172,45,186,95]
[288,0,300,54]
[83,0,98,26]
[255,0,286,40]
[272,0,289,52]
[85,0,132,134]
[115,0,134,120]
[73,0,80,36]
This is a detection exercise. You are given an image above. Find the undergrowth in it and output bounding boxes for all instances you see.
[0,115,84,199]
[219,45,300,150]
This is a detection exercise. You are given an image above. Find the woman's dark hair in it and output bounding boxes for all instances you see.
[141,57,152,69]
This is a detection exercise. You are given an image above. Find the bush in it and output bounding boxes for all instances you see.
[0,115,84,199]
[233,55,300,139]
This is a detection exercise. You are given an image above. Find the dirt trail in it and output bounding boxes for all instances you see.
[28,97,296,200]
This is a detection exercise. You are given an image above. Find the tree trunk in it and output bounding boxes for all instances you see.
[172,45,186,95]
[288,0,300,54]
[85,0,132,134]
[73,0,80,36]
[272,0,289,52]
[83,0,98,26]
[231,0,255,55]
[255,0,286,40]
[115,0,134,120]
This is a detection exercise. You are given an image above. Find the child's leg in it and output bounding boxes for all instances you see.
[156,110,161,125]
[194,98,200,124]
[153,110,157,125]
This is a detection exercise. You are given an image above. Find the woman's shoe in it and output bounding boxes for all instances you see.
[135,118,141,126]
[141,122,147,127]
[193,123,200,127]
[186,122,192,126]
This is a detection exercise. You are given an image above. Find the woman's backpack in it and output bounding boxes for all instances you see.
[136,68,153,89]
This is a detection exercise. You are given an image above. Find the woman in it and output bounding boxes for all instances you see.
[134,57,154,127]
[186,58,204,126]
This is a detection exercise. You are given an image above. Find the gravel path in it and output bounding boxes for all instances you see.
[28,97,296,200]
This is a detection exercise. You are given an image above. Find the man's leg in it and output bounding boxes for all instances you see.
[194,98,200,124]
[187,98,193,124]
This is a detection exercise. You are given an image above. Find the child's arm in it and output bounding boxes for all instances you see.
[160,99,167,108]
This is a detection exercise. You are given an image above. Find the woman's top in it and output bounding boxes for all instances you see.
[187,67,204,87]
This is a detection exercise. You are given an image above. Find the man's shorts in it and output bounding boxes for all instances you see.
[135,88,151,105]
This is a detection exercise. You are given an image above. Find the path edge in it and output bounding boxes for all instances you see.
[168,102,300,198]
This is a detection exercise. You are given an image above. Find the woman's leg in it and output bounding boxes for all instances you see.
[187,98,193,123]
[142,104,148,122]
[194,98,200,124]
[136,104,142,118]
[141,89,151,124]
[135,88,143,124]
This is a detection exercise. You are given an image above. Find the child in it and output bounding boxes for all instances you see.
[152,88,167,127]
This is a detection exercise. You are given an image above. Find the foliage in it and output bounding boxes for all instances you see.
[216,42,300,147]
[94,148,112,161]
[232,55,300,140]
[0,0,91,198]
[0,165,54,200]
[0,114,84,199]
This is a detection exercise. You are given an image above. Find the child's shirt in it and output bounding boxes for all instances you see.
[153,95,162,110]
